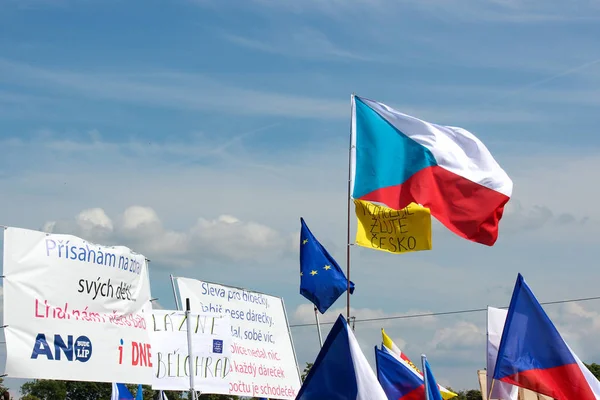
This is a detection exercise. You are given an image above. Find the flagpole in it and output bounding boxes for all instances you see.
[422,354,431,400]
[488,379,496,400]
[346,93,356,321]
[185,298,197,400]
[314,306,323,347]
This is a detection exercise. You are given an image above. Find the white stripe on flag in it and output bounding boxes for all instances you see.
[347,326,388,400]
[567,344,600,399]
[487,307,518,400]
[111,383,119,400]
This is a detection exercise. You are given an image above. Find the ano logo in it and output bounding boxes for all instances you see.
[30,333,92,363]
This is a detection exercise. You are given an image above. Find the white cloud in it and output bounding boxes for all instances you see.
[549,302,600,360]
[430,321,482,350]
[76,207,114,236]
[507,154,600,223]
[501,199,589,234]
[43,205,292,267]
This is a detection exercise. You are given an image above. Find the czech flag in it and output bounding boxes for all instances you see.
[376,346,425,400]
[297,314,387,400]
[493,273,600,399]
[350,95,512,246]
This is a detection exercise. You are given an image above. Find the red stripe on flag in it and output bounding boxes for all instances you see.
[359,165,510,246]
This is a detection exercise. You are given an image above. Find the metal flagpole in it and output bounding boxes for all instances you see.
[422,355,431,400]
[170,274,181,311]
[185,298,197,400]
[346,93,356,321]
[314,306,323,347]
[281,298,302,382]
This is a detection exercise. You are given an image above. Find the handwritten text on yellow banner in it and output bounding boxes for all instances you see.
[354,199,432,254]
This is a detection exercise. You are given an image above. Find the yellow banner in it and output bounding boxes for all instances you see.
[354,199,432,254]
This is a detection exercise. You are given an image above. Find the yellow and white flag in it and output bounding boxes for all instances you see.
[354,199,432,254]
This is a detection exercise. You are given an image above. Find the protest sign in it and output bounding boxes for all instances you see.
[175,278,301,400]
[2,227,153,384]
[150,310,231,393]
[354,199,432,254]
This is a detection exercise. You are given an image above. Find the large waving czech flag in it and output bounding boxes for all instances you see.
[351,95,512,246]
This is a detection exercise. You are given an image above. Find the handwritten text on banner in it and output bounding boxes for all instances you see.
[354,199,432,254]
[151,310,231,393]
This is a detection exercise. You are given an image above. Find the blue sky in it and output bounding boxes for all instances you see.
[2,0,600,396]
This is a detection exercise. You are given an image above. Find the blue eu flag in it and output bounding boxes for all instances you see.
[300,218,355,314]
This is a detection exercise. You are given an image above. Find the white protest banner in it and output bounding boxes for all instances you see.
[151,310,231,393]
[175,278,301,400]
[2,227,154,384]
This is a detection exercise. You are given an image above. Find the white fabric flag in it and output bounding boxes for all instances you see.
[296,314,387,400]
[487,307,518,400]
[347,323,388,400]
[111,383,119,400]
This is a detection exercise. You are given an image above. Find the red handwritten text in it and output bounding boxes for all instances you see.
[34,298,146,330]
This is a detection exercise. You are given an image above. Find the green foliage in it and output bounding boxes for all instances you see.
[21,396,41,400]
[463,389,483,400]
[585,363,600,380]
[21,380,67,400]
[65,381,111,400]
[301,362,313,382]
[20,380,185,400]
[446,388,482,400]
[0,378,8,398]
[158,390,185,400]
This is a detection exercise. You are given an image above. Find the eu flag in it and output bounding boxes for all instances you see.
[300,218,355,314]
